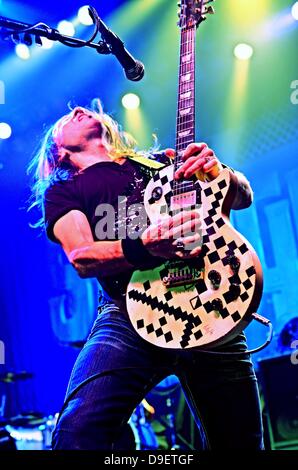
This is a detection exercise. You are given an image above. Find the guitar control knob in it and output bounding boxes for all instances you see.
[211,298,223,311]
[208,270,221,289]
[227,255,240,272]
[229,283,241,301]
[151,186,163,201]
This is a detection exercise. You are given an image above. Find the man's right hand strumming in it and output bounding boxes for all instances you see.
[141,210,202,260]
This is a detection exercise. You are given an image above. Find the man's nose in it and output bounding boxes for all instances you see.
[72,107,85,119]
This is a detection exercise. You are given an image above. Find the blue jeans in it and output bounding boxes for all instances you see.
[52,303,264,450]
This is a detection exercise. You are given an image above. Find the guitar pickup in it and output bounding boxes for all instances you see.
[170,191,198,211]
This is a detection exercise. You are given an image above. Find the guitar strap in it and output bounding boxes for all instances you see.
[127,154,167,170]
[127,155,236,181]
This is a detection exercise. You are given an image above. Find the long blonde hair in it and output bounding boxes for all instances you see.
[28,99,146,228]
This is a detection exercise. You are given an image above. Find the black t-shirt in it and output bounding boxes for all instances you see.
[44,159,155,300]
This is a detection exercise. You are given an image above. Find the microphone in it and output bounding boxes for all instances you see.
[91,9,145,81]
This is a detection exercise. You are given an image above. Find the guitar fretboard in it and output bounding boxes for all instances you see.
[174,25,196,195]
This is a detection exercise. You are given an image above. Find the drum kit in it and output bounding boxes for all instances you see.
[3,413,58,450]
[0,371,181,450]
[0,371,58,451]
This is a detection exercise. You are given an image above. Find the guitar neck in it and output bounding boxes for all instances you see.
[174,24,197,193]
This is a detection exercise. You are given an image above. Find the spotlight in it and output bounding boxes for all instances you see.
[0,123,12,140]
[15,44,30,60]
[292,2,298,20]
[122,93,140,110]
[41,37,54,49]
[57,20,75,37]
[234,43,254,60]
[78,6,93,26]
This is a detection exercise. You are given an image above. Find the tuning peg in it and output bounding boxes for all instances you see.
[23,33,33,46]
[11,33,21,45]
[204,5,215,14]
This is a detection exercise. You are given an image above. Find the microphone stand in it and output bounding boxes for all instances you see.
[0,9,112,55]
[0,5,144,81]
[166,397,179,450]
[0,394,6,419]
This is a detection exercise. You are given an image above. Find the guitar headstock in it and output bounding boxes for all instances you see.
[178,0,215,29]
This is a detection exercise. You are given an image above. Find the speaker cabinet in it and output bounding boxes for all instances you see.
[258,354,298,449]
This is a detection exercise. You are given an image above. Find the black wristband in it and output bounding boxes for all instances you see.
[121,237,162,269]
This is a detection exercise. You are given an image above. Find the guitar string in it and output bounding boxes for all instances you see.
[174,27,196,196]
[175,28,195,195]
[175,28,189,194]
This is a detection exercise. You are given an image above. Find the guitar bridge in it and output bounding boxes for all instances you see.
[162,261,203,288]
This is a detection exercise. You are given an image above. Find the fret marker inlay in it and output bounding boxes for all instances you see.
[180,108,191,116]
[181,73,191,82]
[178,130,191,138]
[182,54,191,63]
[180,91,192,100]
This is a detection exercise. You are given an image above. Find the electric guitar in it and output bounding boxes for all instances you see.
[126,0,263,349]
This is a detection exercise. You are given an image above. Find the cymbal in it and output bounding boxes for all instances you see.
[0,371,34,383]
[7,413,46,427]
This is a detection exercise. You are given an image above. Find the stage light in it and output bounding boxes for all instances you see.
[227,0,269,25]
[0,123,12,139]
[122,93,140,110]
[78,6,93,25]
[234,43,254,60]
[57,20,75,37]
[15,44,30,60]
[41,37,54,49]
[292,2,298,20]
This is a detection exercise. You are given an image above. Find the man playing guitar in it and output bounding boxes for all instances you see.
[29,0,263,450]
[29,102,263,450]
